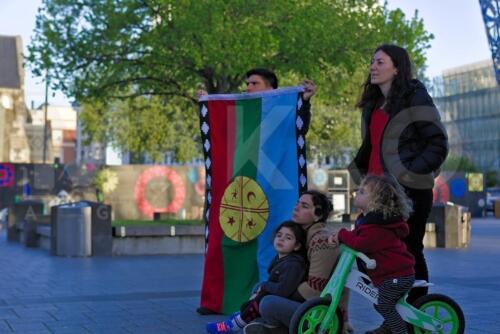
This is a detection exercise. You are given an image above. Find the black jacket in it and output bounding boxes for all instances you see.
[349,80,448,189]
[259,252,307,300]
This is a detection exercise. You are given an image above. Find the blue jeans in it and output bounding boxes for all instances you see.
[258,295,301,329]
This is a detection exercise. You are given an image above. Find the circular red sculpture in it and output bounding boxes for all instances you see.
[135,167,186,218]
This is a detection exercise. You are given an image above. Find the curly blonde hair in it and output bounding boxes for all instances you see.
[361,174,413,220]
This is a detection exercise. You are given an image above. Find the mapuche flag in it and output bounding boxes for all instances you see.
[198,86,308,314]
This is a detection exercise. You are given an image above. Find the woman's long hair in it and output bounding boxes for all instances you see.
[357,44,413,115]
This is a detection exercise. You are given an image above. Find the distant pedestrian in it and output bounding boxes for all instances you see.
[329,174,415,334]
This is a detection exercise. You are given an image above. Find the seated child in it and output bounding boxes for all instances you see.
[207,221,308,333]
[329,174,415,334]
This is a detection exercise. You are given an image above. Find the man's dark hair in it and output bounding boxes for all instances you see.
[245,68,278,89]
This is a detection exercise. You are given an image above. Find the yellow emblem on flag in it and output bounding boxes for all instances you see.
[219,176,269,242]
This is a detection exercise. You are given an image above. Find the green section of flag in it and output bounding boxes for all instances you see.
[222,98,262,313]
[221,238,259,313]
[233,98,261,178]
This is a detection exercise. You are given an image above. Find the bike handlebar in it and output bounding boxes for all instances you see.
[356,252,376,269]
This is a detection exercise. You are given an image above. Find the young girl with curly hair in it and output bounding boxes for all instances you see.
[329,174,415,334]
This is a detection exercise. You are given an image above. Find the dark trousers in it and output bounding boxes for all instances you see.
[374,275,415,334]
[403,188,433,304]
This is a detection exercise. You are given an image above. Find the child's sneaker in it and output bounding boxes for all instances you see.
[206,319,236,334]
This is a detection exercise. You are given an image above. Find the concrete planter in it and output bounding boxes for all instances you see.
[112,225,205,255]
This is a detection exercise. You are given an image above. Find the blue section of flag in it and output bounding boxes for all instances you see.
[255,91,300,281]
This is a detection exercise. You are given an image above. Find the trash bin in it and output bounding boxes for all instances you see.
[495,200,500,218]
[79,201,112,256]
[428,203,470,248]
[444,204,469,248]
[50,201,112,256]
[56,202,91,256]
[428,205,446,247]
[461,211,472,247]
[7,201,44,242]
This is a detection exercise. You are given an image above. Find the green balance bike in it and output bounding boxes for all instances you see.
[290,245,465,334]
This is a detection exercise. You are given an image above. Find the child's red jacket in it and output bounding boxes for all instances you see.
[338,212,415,286]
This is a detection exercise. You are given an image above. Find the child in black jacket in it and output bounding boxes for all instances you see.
[206,221,308,333]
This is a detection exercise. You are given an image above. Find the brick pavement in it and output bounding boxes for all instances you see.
[0,216,499,333]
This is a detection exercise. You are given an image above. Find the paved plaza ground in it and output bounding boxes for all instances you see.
[0,216,499,333]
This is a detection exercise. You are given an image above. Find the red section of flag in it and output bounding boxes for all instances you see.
[200,100,236,312]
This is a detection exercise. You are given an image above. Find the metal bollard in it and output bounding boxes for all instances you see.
[423,222,437,248]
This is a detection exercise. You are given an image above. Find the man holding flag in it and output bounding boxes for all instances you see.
[199,68,316,130]
[197,68,316,316]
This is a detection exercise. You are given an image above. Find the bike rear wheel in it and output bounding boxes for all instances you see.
[409,293,465,334]
[289,297,343,334]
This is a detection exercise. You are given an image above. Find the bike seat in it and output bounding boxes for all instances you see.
[412,280,434,288]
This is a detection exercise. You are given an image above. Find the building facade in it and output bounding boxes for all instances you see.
[432,59,500,171]
[1,35,78,164]
[0,35,39,163]
[30,105,77,164]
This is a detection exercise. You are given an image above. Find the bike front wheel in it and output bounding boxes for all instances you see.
[409,293,465,334]
[289,297,343,334]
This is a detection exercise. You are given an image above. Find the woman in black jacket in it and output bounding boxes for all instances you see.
[349,44,448,309]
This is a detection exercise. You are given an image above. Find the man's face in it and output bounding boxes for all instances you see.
[245,74,273,93]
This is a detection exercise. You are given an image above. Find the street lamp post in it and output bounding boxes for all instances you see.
[43,72,49,164]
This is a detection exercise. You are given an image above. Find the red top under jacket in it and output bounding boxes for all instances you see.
[368,108,389,176]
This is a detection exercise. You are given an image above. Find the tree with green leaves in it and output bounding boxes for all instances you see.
[28,0,433,162]
[441,154,477,173]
